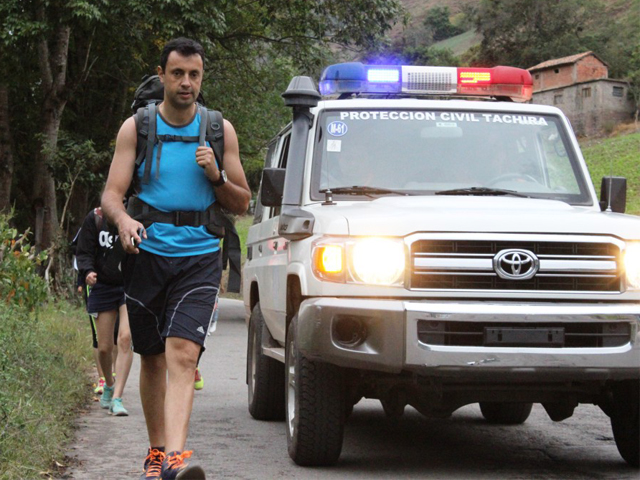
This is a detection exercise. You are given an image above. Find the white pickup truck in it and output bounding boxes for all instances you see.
[243,62,640,467]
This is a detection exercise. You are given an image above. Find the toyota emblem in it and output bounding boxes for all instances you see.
[493,249,539,280]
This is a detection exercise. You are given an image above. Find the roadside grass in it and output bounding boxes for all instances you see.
[580,131,640,215]
[0,302,92,480]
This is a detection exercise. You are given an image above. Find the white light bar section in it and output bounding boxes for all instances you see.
[401,66,457,94]
[368,68,400,83]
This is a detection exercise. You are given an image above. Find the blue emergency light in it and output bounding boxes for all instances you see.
[319,63,402,95]
[318,62,533,101]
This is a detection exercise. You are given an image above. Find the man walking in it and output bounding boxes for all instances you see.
[102,38,250,479]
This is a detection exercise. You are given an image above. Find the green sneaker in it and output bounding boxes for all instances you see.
[100,385,114,409]
[109,397,129,416]
[194,367,204,391]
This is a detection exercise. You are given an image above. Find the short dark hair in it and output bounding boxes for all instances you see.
[160,37,205,71]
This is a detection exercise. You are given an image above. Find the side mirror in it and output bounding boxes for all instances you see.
[260,168,286,207]
[599,176,626,213]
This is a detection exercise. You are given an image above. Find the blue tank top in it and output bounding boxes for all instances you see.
[137,109,220,257]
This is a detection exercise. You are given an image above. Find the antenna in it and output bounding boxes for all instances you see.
[606,154,613,212]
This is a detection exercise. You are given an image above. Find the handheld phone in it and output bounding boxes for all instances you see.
[131,228,143,247]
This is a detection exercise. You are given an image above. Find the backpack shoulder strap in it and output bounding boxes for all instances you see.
[133,105,155,185]
[141,102,157,184]
[203,109,224,170]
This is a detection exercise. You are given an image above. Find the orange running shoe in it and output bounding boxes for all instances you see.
[161,450,205,479]
[140,447,165,480]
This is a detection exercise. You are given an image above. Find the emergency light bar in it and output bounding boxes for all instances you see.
[319,62,533,102]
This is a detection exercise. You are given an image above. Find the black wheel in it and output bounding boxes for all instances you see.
[247,302,285,420]
[285,316,345,466]
[479,402,533,425]
[610,380,639,467]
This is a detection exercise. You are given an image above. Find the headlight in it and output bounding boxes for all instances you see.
[351,238,405,285]
[624,243,640,289]
[312,237,406,286]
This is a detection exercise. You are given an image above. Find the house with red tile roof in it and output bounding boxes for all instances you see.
[528,52,634,136]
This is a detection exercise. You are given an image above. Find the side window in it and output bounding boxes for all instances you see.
[269,132,291,218]
[253,140,278,225]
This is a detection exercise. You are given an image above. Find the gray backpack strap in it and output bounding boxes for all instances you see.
[142,102,157,184]
[134,107,149,169]
[205,110,224,169]
[198,104,208,147]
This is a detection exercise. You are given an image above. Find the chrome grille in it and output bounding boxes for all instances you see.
[410,238,622,292]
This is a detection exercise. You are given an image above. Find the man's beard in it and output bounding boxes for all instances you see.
[168,90,195,110]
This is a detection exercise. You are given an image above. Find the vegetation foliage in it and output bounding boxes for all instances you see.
[0,213,91,479]
[0,214,48,310]
[581,132,640,215]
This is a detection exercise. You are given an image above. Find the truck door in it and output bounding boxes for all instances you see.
[246,130,291,343]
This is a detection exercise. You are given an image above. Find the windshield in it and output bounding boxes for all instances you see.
[310,109,591,204]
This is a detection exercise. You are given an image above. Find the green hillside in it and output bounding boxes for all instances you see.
[580,132,640,215]
[431,30,481,56]
[396,0,634,62]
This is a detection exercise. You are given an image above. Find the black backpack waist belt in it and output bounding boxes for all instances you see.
[126,196,242,293]
[127,196,225,237]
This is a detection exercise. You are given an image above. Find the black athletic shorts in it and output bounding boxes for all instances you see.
[86,281,125,314]
[84,285,120,348]
[122,249,221,356]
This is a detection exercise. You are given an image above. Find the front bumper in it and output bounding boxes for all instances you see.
[296,298,640,381]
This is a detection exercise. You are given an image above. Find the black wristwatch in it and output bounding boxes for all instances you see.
[212,169,227,187]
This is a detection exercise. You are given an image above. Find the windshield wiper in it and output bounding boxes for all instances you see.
[321,186,409,196]
[435,187,531,198]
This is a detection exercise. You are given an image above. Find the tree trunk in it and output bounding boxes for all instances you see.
[33,96,65,250]
[0,84,14,212]
[33,17,71,251]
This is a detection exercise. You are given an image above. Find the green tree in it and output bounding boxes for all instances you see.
[423,6,463,43]
[471,0,606,69]
[1,0,404,256]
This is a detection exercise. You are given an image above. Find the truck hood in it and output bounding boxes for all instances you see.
[308,196,640,240]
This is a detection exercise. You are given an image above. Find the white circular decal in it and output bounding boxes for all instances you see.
[327,121,348,137]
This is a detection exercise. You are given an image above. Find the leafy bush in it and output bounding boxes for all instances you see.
[0,213,48,310]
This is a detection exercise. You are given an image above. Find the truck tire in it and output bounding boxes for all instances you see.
[247,302,285,420]
[479,402,533,425]
[610,380,639,467]
[285,317,345,466]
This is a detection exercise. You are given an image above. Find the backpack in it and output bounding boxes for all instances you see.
[130,75,223,188]
[126,75,242,292]
[71,207,103,261]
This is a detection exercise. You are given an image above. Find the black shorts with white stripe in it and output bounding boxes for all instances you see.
[122,248,221,356]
